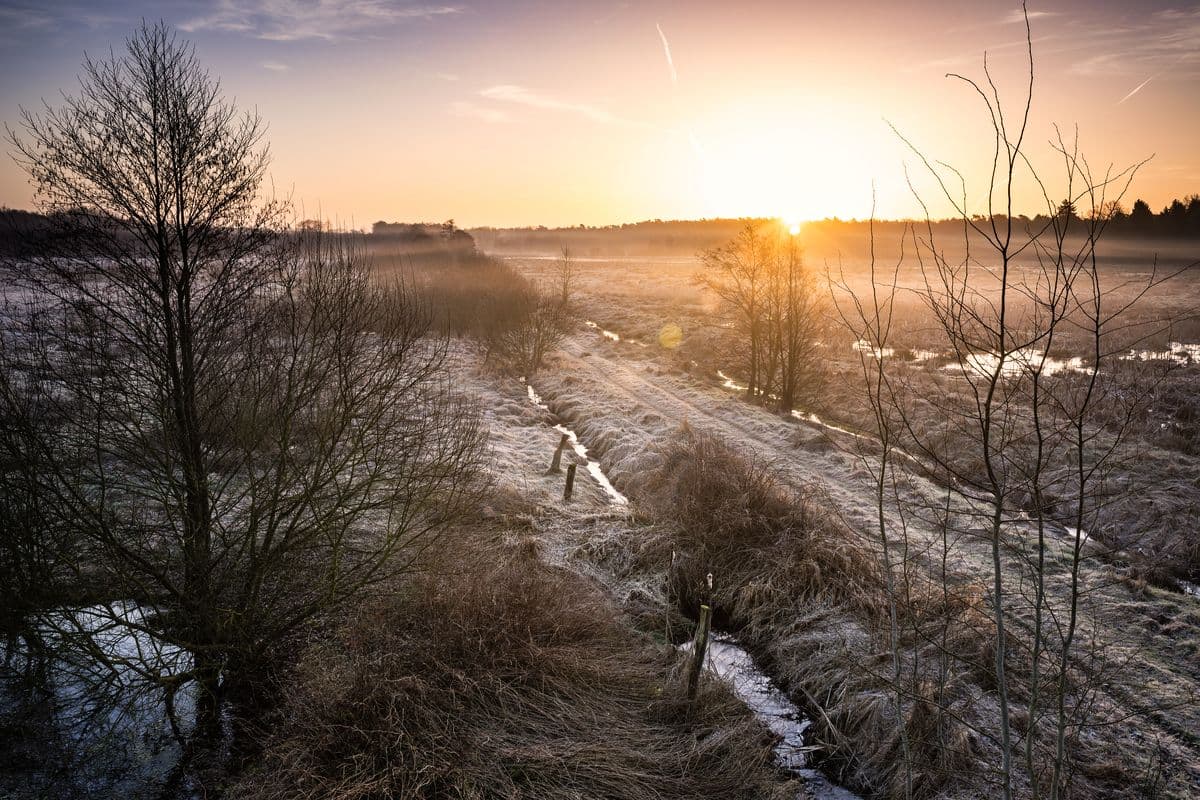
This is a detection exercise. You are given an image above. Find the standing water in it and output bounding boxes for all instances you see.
[701,634,863,799]
[524,379,629,505]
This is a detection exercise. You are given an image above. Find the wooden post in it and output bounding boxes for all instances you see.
[686,603,712,700]
[548,433,569,472]
[563,463,577,501]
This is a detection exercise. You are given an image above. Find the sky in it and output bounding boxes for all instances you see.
[1,1,1199,227]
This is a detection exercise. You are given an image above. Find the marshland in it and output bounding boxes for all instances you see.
[2,3,1199,799]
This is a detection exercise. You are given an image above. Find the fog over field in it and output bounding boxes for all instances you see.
[2,3,1200,800]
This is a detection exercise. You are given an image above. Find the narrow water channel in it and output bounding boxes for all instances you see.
[524,379,628,505]
[701,634,863,799]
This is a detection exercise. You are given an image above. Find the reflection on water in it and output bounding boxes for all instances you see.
[851,339,895,359]
[943,348,1091,379]
[523,378,629,505]
[701,634,863,800]
[1,602,213,799]
[585,319,621,341]
[553,423,629,505]
[585,319,649,347]
[1122,341,1200,366]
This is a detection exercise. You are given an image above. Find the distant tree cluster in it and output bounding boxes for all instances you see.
[371,218,475,250]
[1105,195,1200,236]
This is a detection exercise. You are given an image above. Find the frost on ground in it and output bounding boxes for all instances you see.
[453,325,1200,798]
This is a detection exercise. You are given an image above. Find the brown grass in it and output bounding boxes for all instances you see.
[629,428,986,799]
[234,534,791,800]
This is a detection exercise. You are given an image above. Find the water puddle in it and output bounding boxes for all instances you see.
[851,339,895,359]
[716,370,886,449]
[552,424,628,505]
[585,320,622,342]
[700,634,863,799]
[1121,341,1200,366]
[1,602,220,799]
[1179,580,1200,599]
[585,319,648,348]
[943,349,1091,379]
[523,379,628,505]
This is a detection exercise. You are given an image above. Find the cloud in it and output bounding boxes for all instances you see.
[450,101,509,123]
[180,0,462,42]
[655,23,677,84]
[436,72,460,81]
[1067,8,1200,78]
[0,2,124,36]
[1001,9,1058,25]
[479,84,653,128]
[0,4,56,31]
[907,34,1056,73]
[262,60,290,71]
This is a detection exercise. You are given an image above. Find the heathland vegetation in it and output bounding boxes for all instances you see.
[2,11,1199,800]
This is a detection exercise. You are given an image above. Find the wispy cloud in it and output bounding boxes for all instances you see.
[1001,8,1058,25]
[479,84,652,127]
[262,60,290,71]
[1068,8,1200,77]
[655,23,677,84]
[907,34,1055,73]
[436,72,460,82]
[450,101,509,124]
[180,0,462,42]
[1117,74,1155,104]
[0,2,124,36]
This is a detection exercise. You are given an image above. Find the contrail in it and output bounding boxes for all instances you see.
[656,23,677,84]
[1117,75,1155,105]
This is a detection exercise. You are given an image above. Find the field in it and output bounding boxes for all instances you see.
[475,235,1200,798]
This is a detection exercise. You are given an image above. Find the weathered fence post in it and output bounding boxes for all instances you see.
[686,603,712,700]
[563,463,577,501]
[548,433,569,473]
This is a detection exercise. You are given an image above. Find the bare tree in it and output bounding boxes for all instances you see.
[699,223,771,399]
[827,8,1190,797]
[700,222,825,410]
[1,21,485,741]
[483,246,574,376]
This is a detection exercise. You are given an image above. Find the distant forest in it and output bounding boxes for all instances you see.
[470,195,1200,256]
[4,195,1199,259]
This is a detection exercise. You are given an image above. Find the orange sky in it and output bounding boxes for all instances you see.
[2,1,1198,227]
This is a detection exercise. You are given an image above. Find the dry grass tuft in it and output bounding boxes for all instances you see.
[641,428,886,619]
[636,428,987,799]
[235,536,790,800]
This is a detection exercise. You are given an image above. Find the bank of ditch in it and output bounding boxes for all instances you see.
[534,358,1198,799]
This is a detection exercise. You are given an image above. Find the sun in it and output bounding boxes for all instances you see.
[780,214,802,236]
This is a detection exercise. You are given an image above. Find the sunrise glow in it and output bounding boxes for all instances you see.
[2,2,1198,226]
